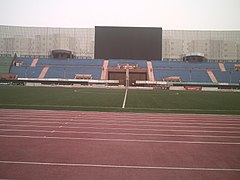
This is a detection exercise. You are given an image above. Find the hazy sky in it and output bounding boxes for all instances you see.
[0,0,240,30]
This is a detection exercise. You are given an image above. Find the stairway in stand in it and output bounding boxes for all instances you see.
[147,60,155,81]
[207,70,218,83]
[38,66,49,78]
[31,58,39,67]
[219,63,226,72]
[101,59,109,80]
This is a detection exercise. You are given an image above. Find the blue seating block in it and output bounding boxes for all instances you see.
[10,66,43,78]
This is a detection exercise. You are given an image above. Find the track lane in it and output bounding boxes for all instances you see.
[0,109,240,180]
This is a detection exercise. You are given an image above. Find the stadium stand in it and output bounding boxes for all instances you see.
[66,67,102,79]
[213,70,230,83]
[101,59,109,80]
[31,58,39,67]
[231,72,240,83]
[191,70,212,83]
[218,63,226,72]
[44,67,102,79]
[147,60,155,81]
[17,57,34,65]
[152,60,239,83]
[207,70,218,83]
[213,70,240,83]
[10,57,103,80]
[37,58,104,67]
[0,56,13,74]
[10,66,44,78]
[39,66,49,78]
[224,62,237,71]
[152,60,219,69]
[154,69,190,82]
[8,57,240,84]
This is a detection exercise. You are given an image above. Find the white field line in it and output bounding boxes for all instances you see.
[0,124,240,134]
[122,89,128,109]
[0,134,240,145]
[1,120,240,129]
[0,160,240,171]
[1,128,240,139]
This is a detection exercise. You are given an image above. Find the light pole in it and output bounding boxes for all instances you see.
[25,67,27,78]
[125,64,130,88]
[189,69,192,82]
[63,68,66,79]
[229,70,232,84]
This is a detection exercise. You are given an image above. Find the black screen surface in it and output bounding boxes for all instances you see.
[94,26,162,60]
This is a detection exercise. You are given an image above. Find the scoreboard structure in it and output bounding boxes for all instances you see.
[94,26,162,60]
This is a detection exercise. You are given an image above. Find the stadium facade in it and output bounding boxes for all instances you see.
[0,25,240,61]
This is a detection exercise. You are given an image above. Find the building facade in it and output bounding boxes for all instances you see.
[0,25,94,58]
[0,25,240,60]
[163,30,240,60]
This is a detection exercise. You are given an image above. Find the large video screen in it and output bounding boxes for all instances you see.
[94,26,162,60]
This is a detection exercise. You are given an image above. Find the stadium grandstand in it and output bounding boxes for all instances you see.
[6,56,239,85]
[0,25,239,90]
[0,55,12,74]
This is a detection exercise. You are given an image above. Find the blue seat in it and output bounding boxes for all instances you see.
[154,69,190,81]
[16,57,33,65]
[10,66,43,78]
[213,71,230,83]
[45,66,102,79]
[224,62,236,71]
[152,60,219,69]
[190,70,211,82]
[37,58,104,67]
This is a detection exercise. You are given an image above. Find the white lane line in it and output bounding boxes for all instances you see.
[1,110,239,117]
[0,103,121,109]
[0,160,239,171]
[1,124,240,134]
[0,134,240,145]
[1,113,240,120]
[1,117,240,126]
[1,120,240,129]
[1,128,240,139]
[1,118,240,126]
[122,89,128,109]
[1,115,240,125]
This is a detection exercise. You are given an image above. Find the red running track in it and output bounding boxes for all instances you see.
[0,109,240,180]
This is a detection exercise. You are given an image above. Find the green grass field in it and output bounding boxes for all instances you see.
[0,86,240,114]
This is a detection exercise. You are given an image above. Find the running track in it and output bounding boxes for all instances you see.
[0,109,240,180]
